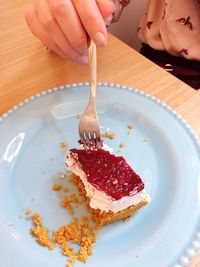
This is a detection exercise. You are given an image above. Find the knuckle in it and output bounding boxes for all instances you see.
[84,13,97,27]
[51,0,66,15]
[41,16,55,29]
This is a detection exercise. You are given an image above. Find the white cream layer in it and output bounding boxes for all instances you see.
[66,153,148,213]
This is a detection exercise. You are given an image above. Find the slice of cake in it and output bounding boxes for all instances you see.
[65,148,149,225]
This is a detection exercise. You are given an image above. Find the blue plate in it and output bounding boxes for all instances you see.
[0,83,200,267]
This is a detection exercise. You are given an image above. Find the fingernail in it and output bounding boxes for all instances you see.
[76,55,89,64]
[94,32,106,47]
[105,15,113,26]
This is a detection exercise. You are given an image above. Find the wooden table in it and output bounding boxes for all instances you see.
[1,0,200,138]
[0,1,200,266]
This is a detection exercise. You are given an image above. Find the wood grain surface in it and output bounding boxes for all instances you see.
[1,0,200,137]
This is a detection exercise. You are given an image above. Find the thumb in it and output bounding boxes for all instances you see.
[96,0,115,20]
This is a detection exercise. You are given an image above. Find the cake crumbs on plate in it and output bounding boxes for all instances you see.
[60,142,68,148]
[63,187,69,193]
[69,194,80,204]
[61,194,80,214]
[59,172,68,179]
[66,255,76,267]
[25,209,32,215]
[53,215,99,265]
[127,124,134,135]
[76,114,81,120]
[127,124,134,129]
[101,132,115,139]
[31,213,55,250]
[119,142,125,148]
[30,212,99,267]
[127,129,131,135]
[61,199,73,214]
[52,184,62,191]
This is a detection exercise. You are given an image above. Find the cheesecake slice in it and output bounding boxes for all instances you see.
[66,148,149,225]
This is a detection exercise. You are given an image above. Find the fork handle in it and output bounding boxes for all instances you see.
[89,40,97,102]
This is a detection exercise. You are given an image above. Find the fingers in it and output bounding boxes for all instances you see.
[25,4,68,60]
[25,3,88,64]
[96,0,115,20]
[35,0,88,63]
[72,0,112,47]
[48,0,88,55]
[25,0,115,63]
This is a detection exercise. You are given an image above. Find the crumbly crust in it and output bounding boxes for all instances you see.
[71,174,148,226]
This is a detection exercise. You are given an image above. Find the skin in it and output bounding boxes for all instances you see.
[25,0,115,64]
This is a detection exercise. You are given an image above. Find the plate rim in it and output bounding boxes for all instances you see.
[0,82,200,267]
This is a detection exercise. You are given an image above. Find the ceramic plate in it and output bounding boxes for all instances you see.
[0,83,200,267]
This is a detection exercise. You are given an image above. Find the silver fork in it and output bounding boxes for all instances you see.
[79,40,102,148]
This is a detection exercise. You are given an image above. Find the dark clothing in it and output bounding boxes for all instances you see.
[140,43,200,90]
